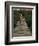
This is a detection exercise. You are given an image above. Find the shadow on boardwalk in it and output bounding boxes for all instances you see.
[13,30,32,37]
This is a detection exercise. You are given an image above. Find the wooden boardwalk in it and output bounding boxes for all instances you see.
[13,14,32,37]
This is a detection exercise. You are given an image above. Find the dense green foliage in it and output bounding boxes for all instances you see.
[12,9,32,32]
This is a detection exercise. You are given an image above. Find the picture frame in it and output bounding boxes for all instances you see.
[5,1,38,45]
